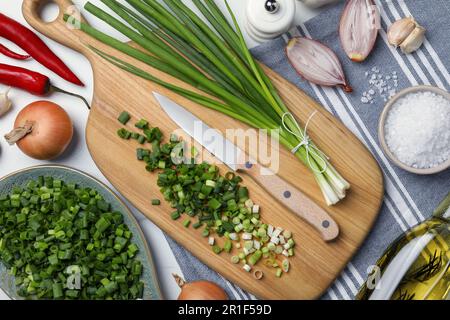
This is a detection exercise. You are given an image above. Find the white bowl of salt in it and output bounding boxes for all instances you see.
[379,85,450,175]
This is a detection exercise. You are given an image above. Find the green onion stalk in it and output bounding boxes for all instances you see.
[65,0,350,205]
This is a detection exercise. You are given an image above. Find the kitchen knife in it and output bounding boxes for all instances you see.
[153,92,339,241]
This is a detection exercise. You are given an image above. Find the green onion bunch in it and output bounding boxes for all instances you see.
[65,0,350,205]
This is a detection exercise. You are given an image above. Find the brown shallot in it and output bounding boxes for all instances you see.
[286,37,352,92]
[339,0,380,62]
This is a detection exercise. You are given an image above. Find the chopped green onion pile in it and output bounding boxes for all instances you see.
[118,112,294,278]
[0,177,144,299]
[64,0,350,206]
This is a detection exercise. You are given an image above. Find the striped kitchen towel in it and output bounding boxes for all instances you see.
[165,0,450,300]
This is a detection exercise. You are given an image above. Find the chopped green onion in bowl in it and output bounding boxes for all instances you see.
[0,166,161,300]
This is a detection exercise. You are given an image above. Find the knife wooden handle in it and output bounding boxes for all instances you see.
[236,159,339,241]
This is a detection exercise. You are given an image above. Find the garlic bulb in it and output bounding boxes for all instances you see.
[388,17,426,54]
[0,87,12,117]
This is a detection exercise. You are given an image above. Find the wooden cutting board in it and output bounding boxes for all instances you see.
[23,0,384,299]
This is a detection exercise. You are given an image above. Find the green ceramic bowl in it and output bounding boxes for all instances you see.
[0,165,162,300]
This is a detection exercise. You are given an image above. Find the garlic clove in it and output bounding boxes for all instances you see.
[0,87,12,117]
[387,17,417,47]
[400,25,426,54]
[339,0,380,62]
[387,16,426,54]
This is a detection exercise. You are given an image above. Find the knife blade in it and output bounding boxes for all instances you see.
[153,92,339,241]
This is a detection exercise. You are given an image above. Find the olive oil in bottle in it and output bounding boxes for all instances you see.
[357,193,450,300]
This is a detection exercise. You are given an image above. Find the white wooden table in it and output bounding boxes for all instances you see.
[0,0,322,300]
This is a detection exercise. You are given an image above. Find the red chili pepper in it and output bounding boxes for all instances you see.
[0,63,89,109]
[0,13,84,86]
[0,43,30,60]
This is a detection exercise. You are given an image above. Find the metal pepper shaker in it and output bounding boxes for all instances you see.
[245,0,296,42]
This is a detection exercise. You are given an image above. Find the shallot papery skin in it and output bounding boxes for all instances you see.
[339,0,380,62]
[286,37,352,92]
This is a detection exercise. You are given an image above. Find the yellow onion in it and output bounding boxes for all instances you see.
[173,273,228,300]
[4,101,73,160]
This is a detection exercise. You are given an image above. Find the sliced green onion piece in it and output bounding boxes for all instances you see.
[276,268,282,278]
[224,239,232,253]
[253,269,263,280]
[135,119,149,129]
[248,250,262,265]
[183,219,191,228]
[282,259,290,273]
[212,245,222,254]
[171,211,181,220]
[118,111,131,125]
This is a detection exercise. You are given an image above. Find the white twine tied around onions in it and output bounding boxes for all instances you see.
[281,111,329,173]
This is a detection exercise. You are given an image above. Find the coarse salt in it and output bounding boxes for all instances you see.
[360,67,399,105]
[384,90,450,169]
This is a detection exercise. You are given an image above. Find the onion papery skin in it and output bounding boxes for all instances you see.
[177,281,229,300]
[14,101,73,160]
